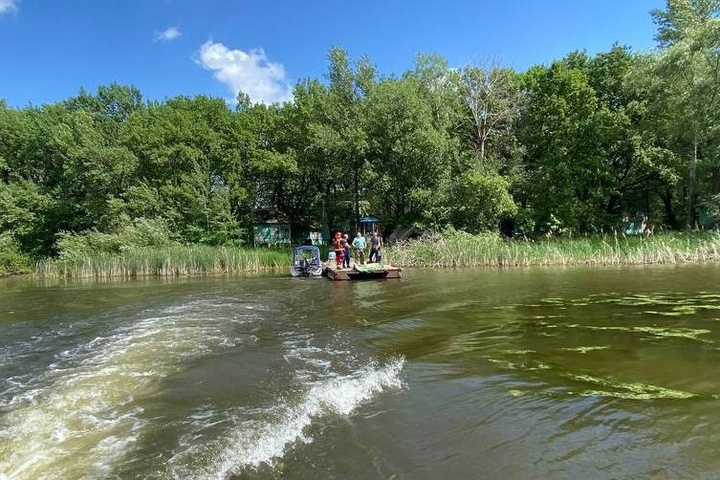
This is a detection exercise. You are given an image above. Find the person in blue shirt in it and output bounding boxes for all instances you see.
[352,231,367,265]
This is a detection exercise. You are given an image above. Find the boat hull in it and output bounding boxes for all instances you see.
[291,266,324,277]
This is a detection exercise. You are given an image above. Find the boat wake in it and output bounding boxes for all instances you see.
[0,298,259,480]
[0,292,405,480]
[167,357,405,480]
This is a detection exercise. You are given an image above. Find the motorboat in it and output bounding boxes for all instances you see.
[291,245,324,277]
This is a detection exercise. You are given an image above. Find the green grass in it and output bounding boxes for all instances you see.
[386,231,720,268]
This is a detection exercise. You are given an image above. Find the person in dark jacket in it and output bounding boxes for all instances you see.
[369,231,383,263]
[342,234,351,268]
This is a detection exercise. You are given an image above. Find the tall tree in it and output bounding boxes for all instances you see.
[364,76,451,227]
[518,59,611,233]
[122,96,247,244]
[588,46,680,224]
[651,0,720,227]
[455,61,523,162]
[306,48,375,230]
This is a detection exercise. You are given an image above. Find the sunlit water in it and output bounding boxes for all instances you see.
[2,265,720,479]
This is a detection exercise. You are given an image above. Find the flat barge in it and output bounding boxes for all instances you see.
[324,264,403,281]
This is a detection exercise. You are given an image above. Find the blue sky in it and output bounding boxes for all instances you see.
[0,0,665,107]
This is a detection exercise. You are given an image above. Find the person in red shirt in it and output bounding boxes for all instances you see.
[332,232,344,268]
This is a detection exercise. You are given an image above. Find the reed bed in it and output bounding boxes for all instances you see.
[36,245,289,279]
[387,231,720,268]
[33,232,720,278]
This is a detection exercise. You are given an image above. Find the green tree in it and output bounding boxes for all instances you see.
[364,77,451,227]
[456,61,523,162]
[449,169,517,233]
[311,48,375,229]
[587,46,681,226]
[518,59,613,234]
[651,0,720,227]
[47,109,138,232]
[122,96,247,244]
[236,100,303,228]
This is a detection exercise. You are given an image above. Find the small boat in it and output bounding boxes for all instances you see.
[291,245,324,277]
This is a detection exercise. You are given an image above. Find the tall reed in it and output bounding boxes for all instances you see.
[387,231,720,268]
[37,245,289,279]
[34,232,720,278]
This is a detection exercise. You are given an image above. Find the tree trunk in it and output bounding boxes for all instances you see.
[663,188,679,230]
[605,193,620,215]
[685,137,698,229]
[353,167,360,231]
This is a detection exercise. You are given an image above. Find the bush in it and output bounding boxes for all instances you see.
[55,217,178,261]
[0,232,32,276]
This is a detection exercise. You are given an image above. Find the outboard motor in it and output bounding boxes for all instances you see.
[299,258,310,276]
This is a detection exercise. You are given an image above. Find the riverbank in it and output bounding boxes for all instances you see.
[14,231,720,279]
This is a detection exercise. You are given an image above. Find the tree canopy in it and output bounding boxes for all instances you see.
[2,1,720,258]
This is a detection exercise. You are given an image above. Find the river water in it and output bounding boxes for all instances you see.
[2,265,720,479]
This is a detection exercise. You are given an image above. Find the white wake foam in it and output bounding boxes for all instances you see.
[0,299,252,480]
[168,358,405,480]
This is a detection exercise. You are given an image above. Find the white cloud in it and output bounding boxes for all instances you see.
[0,0,18,15]
[196,40,293,105]
[155,26,181,42]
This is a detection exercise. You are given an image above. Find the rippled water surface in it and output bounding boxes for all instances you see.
[2,265,720,479]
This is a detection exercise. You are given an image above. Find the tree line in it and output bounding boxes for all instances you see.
[2,0,720,260]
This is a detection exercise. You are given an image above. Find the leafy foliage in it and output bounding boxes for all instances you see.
[55,217,177,261]
[4,10,720,274]
[0,232,32,276]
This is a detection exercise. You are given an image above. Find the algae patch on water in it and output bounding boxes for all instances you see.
[501,349,536,355]
[566,374,695,400]
[508,389,526,397]
[486,357,551,371]
[644,304,720,317]
[560,345,611,353]
[533,292,720,314]
[581,325,712,341]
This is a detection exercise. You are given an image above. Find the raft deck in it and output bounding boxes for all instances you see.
[325,263,402,281]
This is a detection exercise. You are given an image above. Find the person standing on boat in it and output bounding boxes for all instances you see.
[332,232,344,268]
[352,231,367,265]
[369,231,382,263]
[342,233,351,269]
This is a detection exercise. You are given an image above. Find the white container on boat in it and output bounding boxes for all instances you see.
[328,251,336,262]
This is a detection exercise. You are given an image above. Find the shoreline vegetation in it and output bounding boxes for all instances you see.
[390,231,720,268]
[5,3,720,284]
[34,245,288,279]
[21,231,720,279]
